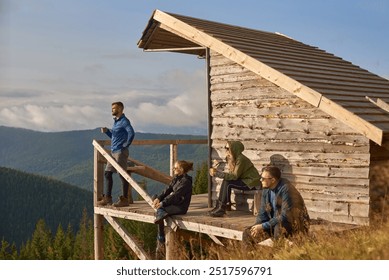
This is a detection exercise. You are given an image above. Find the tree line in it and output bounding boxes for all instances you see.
[1,162,208,260]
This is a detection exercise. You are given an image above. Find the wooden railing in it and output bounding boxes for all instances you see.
[93,138,208,204]
[92,138,208,259]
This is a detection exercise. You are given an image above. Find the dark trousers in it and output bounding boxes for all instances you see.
[104,171,129,198]
[157,205,186,240]
[218,179,251,205]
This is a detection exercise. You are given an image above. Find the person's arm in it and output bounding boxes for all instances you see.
[123,121,135,147]
[162,177,192,207]
[262,186,291,230]
[223,156,246,181]
[101,127,112,138]
[255,190,270,224]
[157,178,176,203]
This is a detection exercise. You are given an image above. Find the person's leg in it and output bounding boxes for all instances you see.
[208,180,227,214]
[105,171,113,197]
[225,179,251,204]
[96,170,114,206]
[112,149,131,207]
[154,205,184,248]
[210,180,249,217]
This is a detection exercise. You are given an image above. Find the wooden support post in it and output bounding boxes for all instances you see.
[165,226,178,260]
[94,146,105,260]
[206,47,213,208]
[170,144,178,177]
[94,214,104,260]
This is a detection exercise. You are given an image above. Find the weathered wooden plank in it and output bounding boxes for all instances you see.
[300,191,369,204]
[212,139,370,154]
[319,96,384,145]
[308,211,369,225]
[212,117,358,134]
[304,200,370,224]
[242,150,370,166]
[211,126,369,146]
[104,215,149,260]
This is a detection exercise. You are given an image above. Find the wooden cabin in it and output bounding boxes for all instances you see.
[93,10,389,260]
[138,10,389,226]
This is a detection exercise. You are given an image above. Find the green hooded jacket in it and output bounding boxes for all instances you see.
[223,141,261,188]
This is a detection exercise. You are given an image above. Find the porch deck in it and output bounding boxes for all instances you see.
[94,193,358,242]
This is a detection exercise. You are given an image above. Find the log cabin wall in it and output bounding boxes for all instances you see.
[209,50,371,225]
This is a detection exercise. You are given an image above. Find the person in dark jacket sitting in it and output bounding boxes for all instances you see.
[248,166,310,242]
[152,160,194,244]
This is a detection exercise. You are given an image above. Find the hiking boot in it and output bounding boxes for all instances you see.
[113,196,129,207]
[209,204,226,217]
[207,200,220,215]
[97,195,112,206]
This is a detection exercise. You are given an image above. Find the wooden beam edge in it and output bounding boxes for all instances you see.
[153,10,322,108]
[104,215,149,260]
[152,10,386,147]
[319,96,384,146]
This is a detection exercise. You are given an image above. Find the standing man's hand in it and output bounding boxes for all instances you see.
[101,127,108,133]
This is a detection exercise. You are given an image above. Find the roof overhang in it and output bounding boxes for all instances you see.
[138,9,389,147]
[138,10,206,57]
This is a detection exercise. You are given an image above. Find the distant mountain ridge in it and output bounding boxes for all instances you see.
[0,126,208,196]
[0,166,93,247]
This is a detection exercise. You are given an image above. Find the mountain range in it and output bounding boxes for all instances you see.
[0,126,208,196]
[0,126,208,247]
[0,166,93,248]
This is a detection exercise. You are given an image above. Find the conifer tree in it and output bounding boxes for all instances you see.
[73,209,94,260]
[51,224,74,260]
[0,239,18,260]
[193,161,208,195]
[29,219,53,259]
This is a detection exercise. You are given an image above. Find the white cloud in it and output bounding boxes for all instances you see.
[0,69,208,134]
[0,104,106,131]
[130,69,207,128]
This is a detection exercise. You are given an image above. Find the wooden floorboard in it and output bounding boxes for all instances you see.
[94,193,360,241]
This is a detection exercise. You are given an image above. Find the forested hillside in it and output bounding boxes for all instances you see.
[0,126,208,196]
[0,167,93,248]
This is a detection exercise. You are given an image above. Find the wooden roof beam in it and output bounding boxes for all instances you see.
[142,46,206,53]
[149,10,386,147]
[153,10,322,108]
[318,96,384,145]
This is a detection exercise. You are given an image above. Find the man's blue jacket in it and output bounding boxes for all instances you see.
[105,114,135,153]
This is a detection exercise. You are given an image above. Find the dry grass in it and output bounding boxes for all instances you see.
[167,221,389,260]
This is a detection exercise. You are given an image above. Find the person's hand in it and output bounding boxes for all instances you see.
[250,224,263,239]
[209,168,216,176]
[101,127,108,133]
[152,198,160,209]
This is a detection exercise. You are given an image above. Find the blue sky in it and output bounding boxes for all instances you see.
[1,0,388,134]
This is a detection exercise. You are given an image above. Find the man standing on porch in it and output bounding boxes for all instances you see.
[97,101,135,207]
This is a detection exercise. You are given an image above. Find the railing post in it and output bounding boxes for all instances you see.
[170,143,178,176]
[94,145,105,260]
